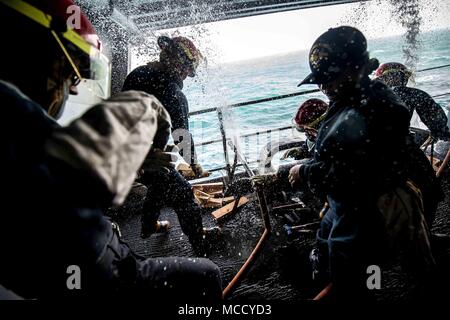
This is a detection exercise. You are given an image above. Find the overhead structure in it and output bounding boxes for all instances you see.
[78,0,369,32]
[75,0,369,94]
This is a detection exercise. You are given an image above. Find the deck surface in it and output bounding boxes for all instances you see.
[108,168,450,301]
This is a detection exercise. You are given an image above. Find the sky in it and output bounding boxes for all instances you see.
[131,0,450,67]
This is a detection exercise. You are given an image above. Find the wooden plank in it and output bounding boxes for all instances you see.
[192,182,224,194]
[221,196,235,205]
[194,193,236,208]
[193,189,211,198]
[211,197,249,220]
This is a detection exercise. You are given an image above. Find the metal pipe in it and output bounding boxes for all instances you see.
[229,146,239,183]
[189,89,321,116]
[217,108,231,179]
[208,160,260,173]
[222,229,270,298]
[289,221,321,230]
[190,91,450,118]
[204,125,443,174]
[416,64,450,73]
[222,186,271,299]
[272,203,307,211]
[436,148,450,178]
[195,126,293,147]
[430,92,450,99]
[313,283,333,300]
[221,136,272,298]
[430,140,434,167]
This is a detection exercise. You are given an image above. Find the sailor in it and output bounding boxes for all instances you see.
[375,62,446,227]
[123,35,209,178]
[137,150,221,256]
[122,36,220,252]
[282,98,329,160]
[253,98,328,187]
[289,26,435,300]
[0,0,222,300]
[375,62,450,141]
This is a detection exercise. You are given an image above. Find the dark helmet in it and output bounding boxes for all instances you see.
[293,98,328,130]
[158,36,203,77]
[298,26,369,87]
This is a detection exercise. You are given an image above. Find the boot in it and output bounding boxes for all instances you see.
[190,226,221,257]
[141,220,171,239]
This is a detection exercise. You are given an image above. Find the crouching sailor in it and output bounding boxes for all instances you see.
[0,0,222,300]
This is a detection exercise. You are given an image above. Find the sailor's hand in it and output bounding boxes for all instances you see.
[281,148,305,160]
[251,173,278,187]
[142,149,175,174]
[192,163,210,178]
[288,164,303,188]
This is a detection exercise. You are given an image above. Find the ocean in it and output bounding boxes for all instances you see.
[183,28,450,173]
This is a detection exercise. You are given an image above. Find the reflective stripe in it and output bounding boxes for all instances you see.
[51,30,83,81]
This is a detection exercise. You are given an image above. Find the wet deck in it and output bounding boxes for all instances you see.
[108,168,450,301]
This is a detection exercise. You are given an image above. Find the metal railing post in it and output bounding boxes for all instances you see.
[217,108,232,181]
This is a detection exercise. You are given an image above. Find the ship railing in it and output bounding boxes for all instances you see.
[189,64,450,178]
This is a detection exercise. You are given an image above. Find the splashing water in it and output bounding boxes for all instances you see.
[342,0,439,71]
[389,0,422,70]
[77,0,448,174]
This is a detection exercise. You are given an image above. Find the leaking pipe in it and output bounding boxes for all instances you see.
[222,187,271,299]
[436,148,450,178]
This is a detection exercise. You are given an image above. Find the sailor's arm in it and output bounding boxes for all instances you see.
[289,160,332,195]
[46,90,172,206]
[169,87,208,178]
[414,89,450,140]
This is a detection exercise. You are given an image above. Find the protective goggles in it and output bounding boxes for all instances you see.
[1,0,110,99]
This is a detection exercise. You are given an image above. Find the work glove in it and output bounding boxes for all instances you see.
[177,163,196,180]
[281,148,305,160]
[141,149,176,174]
[251,173,278,188]
[177,163,210,180]
[191,163,210,179]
